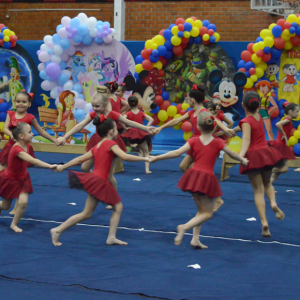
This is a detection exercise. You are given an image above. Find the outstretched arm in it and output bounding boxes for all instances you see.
[117,115,153,133]
[31,118,56,143]
[18,152,57,169]
[57,151,94,172]
[276,119,290,143]
[156,113,189,134]
[150,143,191,163]
[111,145,149,162]
[222,145,248,166]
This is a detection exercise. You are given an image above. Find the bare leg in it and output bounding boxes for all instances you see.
[10,193,28,233]
[247,171,270,237]
[81,157,94,173]
[9,200,18,215]
[106,202,127,245]
[50,194,99,246]
[106,157,117,210]
[262,170,284,221]
[175,194,215,246]
[0,198,13,216]
[139,141,151,174]
[263,118,274,141]
[179,155,194,172]
[213,197,224,212]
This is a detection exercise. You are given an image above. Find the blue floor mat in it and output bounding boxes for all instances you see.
[1,153,300,300]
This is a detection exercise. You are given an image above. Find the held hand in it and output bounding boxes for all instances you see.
[154,127,161,135]
[149,156,157,163]
[226,129,236,138]
[56,165,64,173]
[144,157,150,162]
[147,126,156,135]
[241,158,249,166]
[49,164,58,172]
[55,137,66,146]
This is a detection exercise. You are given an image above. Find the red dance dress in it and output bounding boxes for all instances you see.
[0,144,33,199]
[215,111,229,142]
[109,96,123,131]
[239,115,283,174]
[186,108,208,156]
[268,117,295,160]
[178,136,225,198]
[69,140,121,205]
[0,111,36,166]
[86,110,127,152]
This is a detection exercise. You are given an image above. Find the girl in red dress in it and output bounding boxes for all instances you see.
[150,111,247,248]
[1,91,56,215]
[0,122,57,232]
[268,102,298,183]
[235,91,284,237]
[115,83,130,114]
[51,115,149,247]
[121,96,154,174]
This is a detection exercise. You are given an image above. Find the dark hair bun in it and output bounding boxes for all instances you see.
[93,115,101,126]
[197,84,206,93]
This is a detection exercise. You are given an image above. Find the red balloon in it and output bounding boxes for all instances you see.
[277,19,286,29]
[159,57,167,65]
[0,99,4,104]
[274,37,285,49]
[190,16,197,21]
[141,49,150,59]
[0,24,5,30]
[182,43,188,49]
[178,24,184,31]
[142,59,152,70]
[10,35,17,43]
[152,114,160,126]
[0,39,3,46]
[241,50,252,62]
[181,121,192,132]
[160,101,171,111]
[283,22,291,29]
[238,68,247,73]
[262,53,271,62]
[247,43,255,54]
[179,109,186,115]
[158,70,165,77]
[173,45,183,56]
[203,40,210,46]
[176,104,182,111]
[249,68,256,75]
[166,116,173,123]
[208,29,214,36]
[181,37,189,44]
[147,48,153,55]
[159,29,165,36]
[155,95,163,106]
[158,89,163,95]
[256,49,264,57]
[176,18,185,25]
[200,27,208,36]
[291,35,300,46]
[10,41,16,48]
[269,107,279,118]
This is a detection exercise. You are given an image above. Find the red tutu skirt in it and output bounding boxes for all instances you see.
[268,140,295,160]
[68,171,121,205]
[86,133,127,152]
[0,141,35,167]
[240,146,284,174]
[177,169,222,198]
[0,171,33,199]
[121,128,150,140]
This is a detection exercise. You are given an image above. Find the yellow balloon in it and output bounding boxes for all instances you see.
[183,131,193,141]
[284,41,293,50]
[213,32,220,42]
[256,61,267,71]
[294,130,300,139]
[0,122,4,131]
[251,53,261,64]
[190,27,200,37]
[291,33,296,37]
[152,43,158,50]
[167,105,177,117]
[260,29,272,39]
[145,40,153,49]
[181,103,190,110]
[153,35,165,46]
[174,113,182,119]
[3,29,11,37]
[283,29,291,36]
[264,36,274,48]
[244,78,254,89]
[3,36,9,42]
[4,134,9,140]
[11,31,15,36]
[135,64,144,73]
[250,75,258,82]
[153,61,163,70]
[185,18,195,26]
[145,111,153,116]
[158,110,168,122]
[269,23,277,31]
[194,20,202,29]
[183,31,190,38]
[171,26,179,36]
[171,36,181,46]
[173,124,181,130]
[252,43,260,53]
[289,136,298,146]
[281,33,290,41]
[158,121,165,127]
[297,16,300,25]
[287,14,298,24]
[255,67,264,78]
[258,41,265,50]
[298,124,300,131]
[203,34,210,41]
[287,140,291,147]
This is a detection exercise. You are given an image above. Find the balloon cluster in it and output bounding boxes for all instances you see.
[135,17,220,140]
[0,24,18,49]
[74,102,96,137]
[0,100,9,139]
[238,14,300,89]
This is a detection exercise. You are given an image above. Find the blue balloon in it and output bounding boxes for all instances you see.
[169,24,176,30]
[187,107,193,112]
[163,29,172,40]
[73,84,83,94]
[149,54,159,63]
[238,60,246,69]
[177,31,184,38]
[96,21,103,27]
[291,22,298,28]
[297,26,300,36]
[279,109,285,118]
[88,127,96,136]
[56,25,63,32]
[207,24,217,31]
[256,37,263,42]
[171,103,177,106]
[95,37,103,44]
[134,72,139,80]
[57,73,69,86]
[79,94,84,99]
[188,37,195,44]
[70,18,80,29]
[164,40,173,51]
[0,33,4,39]
[73,34,83,43]
[162,91,169,100]
[78,25,88,36]
[59,61,67,70]
[52,34,61,45]
[271,116,281,127]
[103,21,110,28]
[3,42,11,49]
[135,55,144,64]
[202,20,210,27]
[289,27,296,34]
[245,61,255,70]
[194,36,202,44]
[278,99,288,108]
[150,106,159,114]
[82,34,92,45]
[0,102,9,113]
[245,71,250,78]
[1,27,8,33]
[44,61,51,67]
[0,112,6,122]
[96,25,103,32]
[272,25,282,38]
[39,70,49,80]
[164,51,173,59]
[158,45,167,57]
[270,47,282,59]
[74,109,85,121]
[293,143,300,156]
[152,49,159,57]
[184,22,193,32]
[60,38,70,49]
[209,36,216,43]
[47,49,53,55]
[264,46,271,54]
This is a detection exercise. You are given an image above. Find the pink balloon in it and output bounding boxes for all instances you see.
[61,16,71,27]
[103,35,112,44]
[58,28,68,39]
[41,80,58,91]
[38,52,51,63]
[46,41,55,49]
[74,98,87,109]
[38,63,45,71]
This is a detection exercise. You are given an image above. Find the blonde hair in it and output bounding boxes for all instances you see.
[92,86,109,103]
[197,111,215,132]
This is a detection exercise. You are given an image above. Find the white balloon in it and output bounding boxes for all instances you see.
[51,55,61,64]
[44,35,52,44]
[65,45,76,56]
[58,28,68,39]
[38,63,45,71]
[61,16,71,27]
[111,28,116,36]
[89,28,97,38]
[71,90,79,99]
[84,103,92,114]
[61,52,69,62]
[55,97,59,106]
[86,17,97,30]
[50,86,59,99]
[64,81,73,91]
[61,70,71,78]
[75,98,87,109]
[38,52,51,63]
[77,13,88,25]
[103,35,113,44]
[40,44,49,52]
[41,80,58,91]
[46,41,55,49]
[53,45,63,56]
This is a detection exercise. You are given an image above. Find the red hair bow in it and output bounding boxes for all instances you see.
[108,81,116,91]
[204,99,211,103]
[99,114,108,123]
[21,89,34,101]
[283,102,289,107]
[204,115,216,127]
[120,82,126,86]
[192,84,198,91]
[249,98,258,105]
[140,68,166,96]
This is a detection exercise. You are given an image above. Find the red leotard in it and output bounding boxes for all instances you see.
[178,137,225,197]
[0,111,36,166]
[69,140,121,205]
[239,115,283,174]
[109,96,122,130]
[86,110,127,152]
[0,144,33,199]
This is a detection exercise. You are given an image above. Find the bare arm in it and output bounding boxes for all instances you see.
[276,119,290,142]
[150,143,191,163]
[144,114,154,126]
[117,114,152,133]
[57,151,94,172]
[31,118,56,143]
[156,113,189,133]
[18,152,57,169]
[268,96,278,109]
[232,126,242,133]
[111,145,149,162]
[222,145,248,166]
[3,114,13,139]
[239,123,251,157]
[223,116,233,128]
